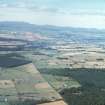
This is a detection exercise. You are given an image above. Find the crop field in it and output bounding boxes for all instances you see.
[23,52,81,90]
[4,46,105,105]
[0,50,65,105]
[1,27,105,105]
[24,49,105,105]
[0,60,63,105]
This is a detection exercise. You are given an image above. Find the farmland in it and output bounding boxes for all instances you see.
[29,53,105,105]
[0,60,64,105]
[0,46,65,105]
[0,22,105,105]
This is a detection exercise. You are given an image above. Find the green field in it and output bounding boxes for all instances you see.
[25,51,105,105]
[1,49,105,105]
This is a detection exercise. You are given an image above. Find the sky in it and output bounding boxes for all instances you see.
[0,0,105,29]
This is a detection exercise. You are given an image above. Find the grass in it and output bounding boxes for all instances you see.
[43,74,80,90]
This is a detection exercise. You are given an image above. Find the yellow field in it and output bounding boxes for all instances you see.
[38,100,67,105]
[0,80,15,88]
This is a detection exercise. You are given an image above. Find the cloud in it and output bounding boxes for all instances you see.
[0,0,104,17]
[70,10,105,16]
[0,1,26,8]
[27,6,105,16]
[0,0,105,29]
[0,7,105,29]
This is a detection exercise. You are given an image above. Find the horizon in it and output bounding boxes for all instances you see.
[0,21,104,31]
[0,0,105,29]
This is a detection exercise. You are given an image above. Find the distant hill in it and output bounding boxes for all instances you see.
[0,21,104,34]
[0,21,105,45]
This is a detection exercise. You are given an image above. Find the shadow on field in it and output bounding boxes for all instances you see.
[39,68,105,88]
[0,54,31,68]
[39,68,105,105]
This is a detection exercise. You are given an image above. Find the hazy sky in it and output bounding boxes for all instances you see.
[0,0,105,29]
